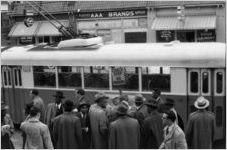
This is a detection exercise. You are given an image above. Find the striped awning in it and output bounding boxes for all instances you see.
[8,22,39,37]
[151,15,216,30]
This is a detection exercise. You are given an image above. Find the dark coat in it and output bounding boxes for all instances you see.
[186,110,215,149]
[108,115,140,149]
[142,111,164,149]
[76,112,91,149]
[53,112,82,149]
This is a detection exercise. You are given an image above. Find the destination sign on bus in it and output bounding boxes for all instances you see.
[112,67,126,85]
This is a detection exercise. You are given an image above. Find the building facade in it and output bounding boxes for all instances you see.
[5,1,226,46]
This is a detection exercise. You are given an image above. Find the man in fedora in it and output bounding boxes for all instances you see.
[44,91,65,138]
[108,101,140,149]
[89,92,109,149]
[142,98,164,149]
[186,96,215,149]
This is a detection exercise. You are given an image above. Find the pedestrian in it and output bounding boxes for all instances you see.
[74,89,86,108]
[108,100,140,149]
[106,96,120,122]
[142,98,164,149]
[53,100,82,149]
[1,102,15,149]
[89,92,109,149]
[76,102,91,149]
[30,89,45,122]
[151,88,164,112]
[163,98,184,131]
[20,106,53,149]
[159,110,187,149]
[44,91,65,130]
[186,96,215,149]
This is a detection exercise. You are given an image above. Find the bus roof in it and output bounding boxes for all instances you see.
[1,42,226,68]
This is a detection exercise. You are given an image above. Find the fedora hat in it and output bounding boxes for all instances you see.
[117,101,129,115]
[144,98,158,108]
[135,94,145,102]
[78,102,90,110]
[94,92,109,102]
[194,96,209,109]
[53,91,65,98]
[164,98,175,106]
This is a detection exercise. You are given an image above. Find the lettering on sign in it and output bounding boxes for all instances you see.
[112,67,126,85]
[197,30,216,42]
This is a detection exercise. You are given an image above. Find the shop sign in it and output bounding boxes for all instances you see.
[77,9,147,18]
[197,30,216,42]
[157,30,175,42]
[112,67,126,85]
[19,37,33,44]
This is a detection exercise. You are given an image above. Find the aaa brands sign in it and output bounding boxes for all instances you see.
[78,9,147,18]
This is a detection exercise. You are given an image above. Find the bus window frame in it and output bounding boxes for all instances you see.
[188,69,200,95]
[201,69,211,96]
[214,69,225,96]
[2,66,12,88]
[13,67,23,88]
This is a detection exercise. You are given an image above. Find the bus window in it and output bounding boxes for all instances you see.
[18,69,22,86]
[14,69,18,86]
[142,67,170,92]
[8,69,11,86]
[202,72,209,94]
[190,72,198,93]
[84,66,109,90]
[33,66,56,87]
[58,66,82,88]
[216,72,223,94]
[112,67,139,91]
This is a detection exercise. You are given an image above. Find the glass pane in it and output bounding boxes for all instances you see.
[8,70,11,85]
[112,67,139,91]
[202,72,209,93]
[84,66,109,89]
[58,66,81,88]
[142,67,170,92]
[33,66,56,87]
[216,106,222,127]
[18,69,22,86]
[4,71,7,86]
[14,70,18,86]
[216,72,223,94]
[190,72,198,93]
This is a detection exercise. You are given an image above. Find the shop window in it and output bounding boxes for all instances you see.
[216,72,223,94]
[33,66,56,87]
[112,67,139,91]
[125,32,146,43]
[156,30,175,42]
[19,36,35,45]
[190,72,198,93]
[197,29,216,42]
[58,66,81,88]
[176,31,195,42]
[142,67,170,92]
[202,72,209,94]
[84,66,109,90]
[52,36,62,43]
[216,106,222,127]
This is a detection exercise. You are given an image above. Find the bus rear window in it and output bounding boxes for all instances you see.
[190,72,198,93]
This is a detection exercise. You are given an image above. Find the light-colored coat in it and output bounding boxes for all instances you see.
[159,123,187,149]
[108,115,140,149]
[33,96,45,122]
[89,103,108,149]
[52,112,82,149]
[186,110,215,149]
[20,117,53,149]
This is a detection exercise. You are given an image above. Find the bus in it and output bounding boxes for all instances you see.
[1,42,225,141]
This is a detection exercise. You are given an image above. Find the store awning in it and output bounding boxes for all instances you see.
[35,20,69,36]
[151,15,216,30]
[8,22,39,37]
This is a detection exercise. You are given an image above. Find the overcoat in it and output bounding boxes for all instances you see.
[108,115,140,149]
[89,104,109,149]
[52,112,82,149]
[142,111,164,149]
[186,110,215,149]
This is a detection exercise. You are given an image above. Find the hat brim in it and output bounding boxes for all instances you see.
[194,99,210,109]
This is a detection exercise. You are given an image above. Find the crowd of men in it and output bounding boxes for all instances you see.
[1,88,216,149]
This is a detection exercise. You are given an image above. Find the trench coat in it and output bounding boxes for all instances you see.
[108,115,140,149]
[33,96,45,122]
[89,104,109,149]
[52,112,82,149]
[186,110,215,149]
[20,117,53,149]
[142,111,164,149]
[159,123,187,149]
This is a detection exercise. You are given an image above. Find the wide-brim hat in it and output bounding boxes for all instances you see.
[135,94,145,102]
[53,91,65,98]
[94,92,109,102]
[78,102,90,110]
[144,98,158,108]
[116,101,129,115]
[194,96,210,109]
[164,98,175,106]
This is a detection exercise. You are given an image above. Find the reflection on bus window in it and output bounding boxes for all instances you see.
[142,67,170,92]
[190,72,198,93]
[58,66,81,88]
[112,67,139,91]
[202,72,209,93]
[33,66,56,87]
[84,66,109,89]
[216,72,223,94]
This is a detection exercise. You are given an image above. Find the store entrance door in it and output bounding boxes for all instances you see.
[125,32,147,43]
[176,31,195,42]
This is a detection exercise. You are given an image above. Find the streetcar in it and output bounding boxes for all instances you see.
[1,42,225,141]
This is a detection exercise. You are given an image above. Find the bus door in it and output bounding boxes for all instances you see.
[187,68,225,140]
